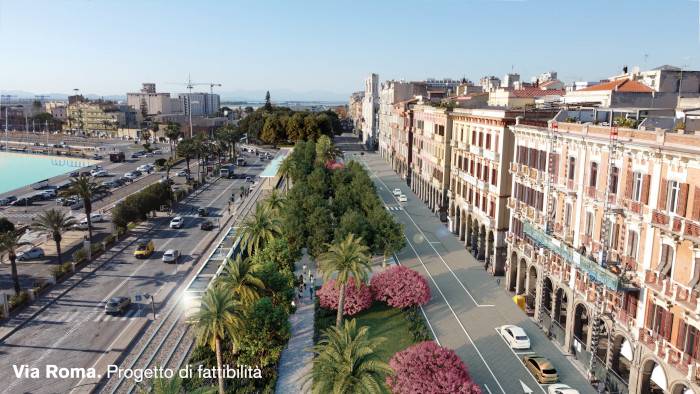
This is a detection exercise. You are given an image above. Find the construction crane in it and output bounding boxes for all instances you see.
[165,76,222,138]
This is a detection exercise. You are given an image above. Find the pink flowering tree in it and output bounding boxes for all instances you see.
[371,265,431,309]
[318,278,373,316]
[387,341,482,394]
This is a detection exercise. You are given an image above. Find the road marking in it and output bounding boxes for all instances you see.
[484,384,493,394]
[401,234,507,394]
[362,159,494,308]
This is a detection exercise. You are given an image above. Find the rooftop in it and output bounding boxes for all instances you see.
[577,79,653,93]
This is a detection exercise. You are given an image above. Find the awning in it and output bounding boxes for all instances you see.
[650,364,668,391]
[620,339,633,361]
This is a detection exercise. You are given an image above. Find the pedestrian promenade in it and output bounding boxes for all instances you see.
[275,252,317,394]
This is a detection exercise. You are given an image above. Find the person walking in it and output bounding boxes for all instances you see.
[302,263,307,275]
[309,285,314,301]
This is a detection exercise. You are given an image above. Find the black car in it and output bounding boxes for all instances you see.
[11,197,32,207]
[200,220,214,231]
[69,171,80,177]
[0,196,17,206]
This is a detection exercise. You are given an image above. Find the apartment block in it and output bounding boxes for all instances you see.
[506,109,700,394]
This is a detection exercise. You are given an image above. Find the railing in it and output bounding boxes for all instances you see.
[645,270,664,292]
[469,145,483,156]
[651,209,670,226]
[584,185,600,200]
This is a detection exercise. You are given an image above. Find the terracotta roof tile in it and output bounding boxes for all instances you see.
[578,79,653,93]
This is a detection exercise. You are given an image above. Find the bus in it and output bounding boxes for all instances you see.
[220,165,235,179]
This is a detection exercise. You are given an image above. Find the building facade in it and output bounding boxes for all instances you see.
[505,109,700,394]
[361,73,380,149]
[65,102,135,134]
[127,83,182,116]
[178,92,220,117]
[409,103,452,217]
[378,81,427,164]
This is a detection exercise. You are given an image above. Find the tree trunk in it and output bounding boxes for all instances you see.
[382,251,388,269]
[215,336,225,394]
[10,256,20,296]
[336,282,346,328]
[85,203,93,242]
[55,235,63,265]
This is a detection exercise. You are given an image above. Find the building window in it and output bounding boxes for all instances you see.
[659,243,674,277]
[647,303,673,341]
[478,132,483,147]
[491,168,497,186]
[564,203,572,227]
[632,172,643,202]
[667,180,680,213]
[567,157,576,181]
[609,166,619,194]
[589,162,598,188]
[485,133,491,150]
[584,212,594,237]
[627,230,639,259]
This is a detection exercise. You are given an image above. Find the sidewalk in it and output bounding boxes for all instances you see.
[275,252,317,394]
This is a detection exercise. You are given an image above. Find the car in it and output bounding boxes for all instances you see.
[69,171,80,177]
[245,176,252,182]
[133,240,155,258]
[162,249,179,263]
[200,220,214,231]
[69,200,84,210]
[11,197,32,207]
[499,325,531,349]
[132,169,143,177]
[101,180,117,189]
[152,149,162,155]
[197,207,209,217]
[130,152,141,159]
[92,154,103,160]
[104,296,131,315]
[90,212,104,222]
[176,170,189,177]
[523,355,558,384]
[169,216,184,229]
[0,196,17,206]
[398,194,408,202]
[124,171,139,180]
[392,188,402,196]
[136,164,152,172]
[17,247,45,261]
[91,170,109,177]
[547,384,580,394]
[41,189,57,199]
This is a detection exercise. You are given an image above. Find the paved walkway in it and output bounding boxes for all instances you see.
[275,252,317,394]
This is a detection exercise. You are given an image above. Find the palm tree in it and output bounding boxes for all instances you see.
[305,319,391,394]
[277,156,294,192]
[236,204,281,255]
[318,234,372,327]
[194,286,244,394]
[31,209,76,266]
[176,138,197,175]
[164,122,182,159]
[217,256,265,306]
[62,176,99,242]
[263,189,285,213]
[0,230,26,295]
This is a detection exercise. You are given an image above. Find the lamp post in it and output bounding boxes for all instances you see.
[188,99,200,138]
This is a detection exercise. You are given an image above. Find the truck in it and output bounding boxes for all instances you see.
[109,152,125,163]
[220,164,235,179]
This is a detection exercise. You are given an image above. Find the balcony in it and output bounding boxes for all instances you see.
[469,145,483,156]
[621,198,644,216]
[484,149,500,162]
[675,286,699,313]
[644,270,665,293]
[458,141,468,151]
[584,186,602,201]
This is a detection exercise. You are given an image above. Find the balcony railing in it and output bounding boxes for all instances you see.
[469,145,483,156]
[644,270,665,293]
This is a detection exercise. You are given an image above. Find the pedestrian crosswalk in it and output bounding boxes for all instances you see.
[42,308,145,324]
[385,206,403,211]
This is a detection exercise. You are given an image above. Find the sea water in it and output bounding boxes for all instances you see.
[0,152,94,194]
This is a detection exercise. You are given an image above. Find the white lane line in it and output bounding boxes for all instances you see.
[401,234,506,394]
[362,158,494,308]
[484,384,493,394]
[492,328,547,393]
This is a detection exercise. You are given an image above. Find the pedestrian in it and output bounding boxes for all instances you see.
[302,263,307,274]
[309,273,314,287]
[309,286,314,301]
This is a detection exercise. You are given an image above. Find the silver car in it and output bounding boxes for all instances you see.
[162,249,179,263]
[17,247,45,261]
[104,296,131,314]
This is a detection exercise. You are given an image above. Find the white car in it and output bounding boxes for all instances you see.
[499,325,531,349]
[547,384,580,394]
[169,216,184,229]
[392,188,402,196]
[17,247,45,261]
[176,170,189,177]
[124,172,138,180]
[137,164,154,172]
[397,194,408,202]
[90,213,104,222]
[92,170,109,177]
[162,249,179,263]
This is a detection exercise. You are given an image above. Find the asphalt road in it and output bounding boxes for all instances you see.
[0,154,267,394]
[354,151,595,394]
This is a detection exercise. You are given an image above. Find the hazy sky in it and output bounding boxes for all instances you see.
[0,0,699,98]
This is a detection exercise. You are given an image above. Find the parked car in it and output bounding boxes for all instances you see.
[523,355,558,384]
[176,170,189,177]
[200,220,214,231]
[11,197,32,207]
[91,170,109,177]
[162,249,179,263]
[197,207,209,217]
[92,153,103,160]
[547,384,580,394]
[17,247,45,261]
[169,216,184,229]
[41,189,57,199]
[392,188,402,196]
[0,196,17,206]
[137,164,153,172]
[245,176,252,182]
[124,172,138,180]
[69,171,80,177]
[499,325,531,349]
[130,152,141,159]
[132,170,143,177]
[133,240,155,258]
[90,213,104,222]
[104,296,131,315]
[398,194,408,202]
[69,200,84,211]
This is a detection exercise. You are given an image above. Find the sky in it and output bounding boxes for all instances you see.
[0,0,699,100]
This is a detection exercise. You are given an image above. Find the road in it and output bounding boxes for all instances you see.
[0,153,267,394]
[354,150,595,394]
